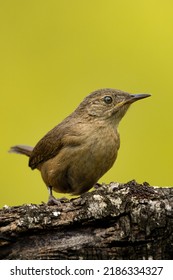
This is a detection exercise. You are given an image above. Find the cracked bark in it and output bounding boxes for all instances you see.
[0,180,173,260]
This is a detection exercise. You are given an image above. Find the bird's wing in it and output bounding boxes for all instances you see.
[29,117,83,170]
[29,125,64,169]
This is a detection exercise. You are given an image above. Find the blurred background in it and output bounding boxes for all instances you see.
[1,0,173,207]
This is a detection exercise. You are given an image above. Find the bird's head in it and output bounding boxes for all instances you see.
[77,88,150,126]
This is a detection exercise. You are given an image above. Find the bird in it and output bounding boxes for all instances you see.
[9,88,150,204]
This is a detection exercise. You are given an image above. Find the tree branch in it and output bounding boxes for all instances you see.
[0,181,173,259]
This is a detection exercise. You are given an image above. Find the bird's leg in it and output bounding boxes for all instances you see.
[47,186,60,205]
[47,186,68,205]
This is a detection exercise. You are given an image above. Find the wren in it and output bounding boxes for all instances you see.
[9,89,150,204]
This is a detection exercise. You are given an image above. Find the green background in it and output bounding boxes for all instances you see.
[1,0,173,207]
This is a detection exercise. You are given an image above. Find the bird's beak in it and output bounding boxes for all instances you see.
[129,93,151,103]
[115,93,151,110]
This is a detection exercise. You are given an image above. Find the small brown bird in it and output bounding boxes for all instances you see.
[9,89,150,204]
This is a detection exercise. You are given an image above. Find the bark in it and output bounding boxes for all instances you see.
[0,180,173,260]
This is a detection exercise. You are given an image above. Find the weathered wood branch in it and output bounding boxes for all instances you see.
[0,181,173,260]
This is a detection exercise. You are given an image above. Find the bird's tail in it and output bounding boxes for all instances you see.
[9,145,33,157]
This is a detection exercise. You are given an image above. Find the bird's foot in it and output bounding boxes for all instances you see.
[47,195,69,206]
[47,186,69,205]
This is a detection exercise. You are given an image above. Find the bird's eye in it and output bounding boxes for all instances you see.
[103,96,113,104]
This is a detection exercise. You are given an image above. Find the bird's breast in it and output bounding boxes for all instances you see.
[86,127,120,167]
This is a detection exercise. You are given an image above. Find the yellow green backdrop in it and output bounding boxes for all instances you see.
[1,0,173,207]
